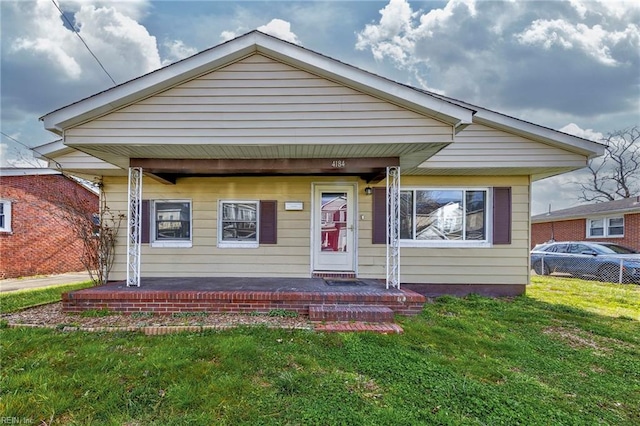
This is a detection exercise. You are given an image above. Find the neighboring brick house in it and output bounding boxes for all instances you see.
[0,168,99,279]
[531,197,640,251]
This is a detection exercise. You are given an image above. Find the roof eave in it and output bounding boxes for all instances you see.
[532,207,640,223]
[40,31,473,133]
[473,112,606,158]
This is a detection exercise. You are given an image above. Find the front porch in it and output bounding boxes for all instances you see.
[63,277,426,320]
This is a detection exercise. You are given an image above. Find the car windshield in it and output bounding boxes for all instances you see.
[594,244,637,254]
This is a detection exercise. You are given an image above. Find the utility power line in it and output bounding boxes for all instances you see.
[1,131,63,170]
[50,0,117,86]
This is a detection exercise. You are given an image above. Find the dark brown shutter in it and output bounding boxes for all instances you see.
[141,200,150,244]
[259,200,277,244]
[492,187,511,244]
[372,188,387,244]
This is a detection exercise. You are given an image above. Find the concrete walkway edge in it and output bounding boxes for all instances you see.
[0,272,92,292]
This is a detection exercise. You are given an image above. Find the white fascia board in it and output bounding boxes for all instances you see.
[472,111,606,158]
[0,167,61,176]
[41,35,261,133]
[32,139,72,158]
[255,38,473,126]
[41,32,473,132]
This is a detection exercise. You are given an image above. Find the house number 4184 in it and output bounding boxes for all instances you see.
[331,160,346,168]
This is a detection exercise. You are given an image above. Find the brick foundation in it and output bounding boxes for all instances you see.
[62,286,426,316]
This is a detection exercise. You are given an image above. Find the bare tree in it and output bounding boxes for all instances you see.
[577,126,639,203]
[50,176,124,285]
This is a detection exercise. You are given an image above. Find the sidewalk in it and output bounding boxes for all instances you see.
[0,272,92,292]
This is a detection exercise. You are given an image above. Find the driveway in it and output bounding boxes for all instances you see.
[0,272,92,292]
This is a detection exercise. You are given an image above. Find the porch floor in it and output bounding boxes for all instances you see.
[62,277,427,318]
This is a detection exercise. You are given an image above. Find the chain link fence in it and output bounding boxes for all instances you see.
[531,253,640,284]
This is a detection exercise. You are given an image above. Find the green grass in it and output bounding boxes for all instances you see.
[529,275,640,320]
[0,281,94,314]
[1,278,639,425]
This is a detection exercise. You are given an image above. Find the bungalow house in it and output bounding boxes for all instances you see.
[532,198,640,251]
[0,168,98,279]
[36,31,605,302]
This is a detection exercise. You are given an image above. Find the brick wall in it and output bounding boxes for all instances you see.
[0,174,99,278]
[531,212,640,251]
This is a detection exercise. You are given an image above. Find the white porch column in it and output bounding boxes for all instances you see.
[386,166,400,289]
[126,167,142,287]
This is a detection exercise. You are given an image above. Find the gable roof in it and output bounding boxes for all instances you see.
[424,92,604,158]
[36,30,605,182]
[40,31,474,134]
[532,197,640,222]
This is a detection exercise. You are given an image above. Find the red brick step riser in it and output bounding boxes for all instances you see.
[309,304,394,322]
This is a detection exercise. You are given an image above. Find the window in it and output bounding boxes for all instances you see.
[607,217,624,236]
[587,216,623,238]
[0,200,11,233]
[219,201,259,248]
[400,188,489,246]
[151,200,192,247]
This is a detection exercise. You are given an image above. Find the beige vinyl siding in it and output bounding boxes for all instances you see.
[106,175,344,280]
[357,175,531,285]
[420,124,586,169]
[65,54,452,150]
[105,174,530,285]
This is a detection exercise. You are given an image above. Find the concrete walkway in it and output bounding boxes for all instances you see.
[0,272,92,292]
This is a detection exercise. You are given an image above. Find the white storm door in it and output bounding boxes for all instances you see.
[313,184,356,271]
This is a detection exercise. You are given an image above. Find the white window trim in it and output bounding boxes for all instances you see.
[0,200,11,233]
[586,215,624,238]
[399,187,492,248]
[218,200,260,249]
[150,199,193,248]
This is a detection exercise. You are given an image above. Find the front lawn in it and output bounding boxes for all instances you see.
[1,278,638,425]
[0,281,94,314]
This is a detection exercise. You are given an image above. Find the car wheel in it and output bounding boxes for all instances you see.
[599,265,620,283]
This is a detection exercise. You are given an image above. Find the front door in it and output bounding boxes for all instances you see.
[312,184,356,272]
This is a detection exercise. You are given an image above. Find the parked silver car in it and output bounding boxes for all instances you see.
[531,241,640,284]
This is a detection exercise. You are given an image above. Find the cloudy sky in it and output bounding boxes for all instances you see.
[1,0,638,214]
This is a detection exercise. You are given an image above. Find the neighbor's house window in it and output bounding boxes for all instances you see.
[0,200,11,233]
[151,200,192,247]
[587,216,624,238]
[400,188,489,246]
[218,200,259,248]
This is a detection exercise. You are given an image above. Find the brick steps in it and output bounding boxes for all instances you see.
[314,322,403,334]
[309,304,394,323]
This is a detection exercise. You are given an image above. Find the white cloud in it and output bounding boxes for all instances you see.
[516,19,640,66]
[354,0,639,126]
[258,19,301,45]
[221,18,301,45]
[162,40,198,66]
[10,0,161,84]
[220,30,238,42]
[559,123,604,142]
[11,1,82,79]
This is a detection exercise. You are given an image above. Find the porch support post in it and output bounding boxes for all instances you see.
[386,166,400,289]
[126,167,142,287]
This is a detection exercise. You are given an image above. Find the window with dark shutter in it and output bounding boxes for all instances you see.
[259,200,277,244]
[492,187,512,245]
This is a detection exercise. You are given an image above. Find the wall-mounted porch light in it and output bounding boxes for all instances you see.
[364,186,373,195]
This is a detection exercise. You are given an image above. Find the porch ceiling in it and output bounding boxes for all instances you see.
[70,141,449,181]
[71,141,448,160]
[131,157,399,183]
